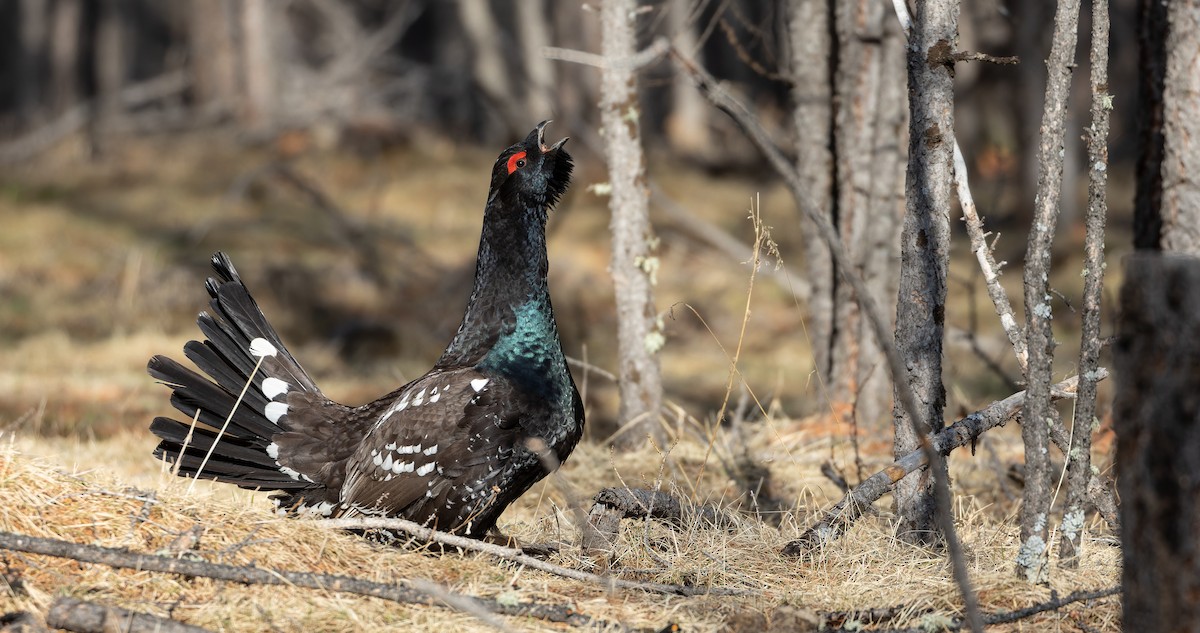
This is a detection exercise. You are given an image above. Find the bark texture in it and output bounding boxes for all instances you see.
[1059,0,1110,569]
[1018,0,1080,584]
[1159,0,1200,254]
[829,0,903,429]
[893,0,957,544]
[1115,254,1200,630]
[788,0,835,386]
[600,0,664,446]
[1134,0,1168,249]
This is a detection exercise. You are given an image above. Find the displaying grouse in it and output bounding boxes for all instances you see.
[148,121,584,539]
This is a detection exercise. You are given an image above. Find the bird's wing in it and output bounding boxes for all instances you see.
[336,367,528,531]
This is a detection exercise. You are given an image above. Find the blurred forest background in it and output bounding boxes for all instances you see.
[0,0,1138,437]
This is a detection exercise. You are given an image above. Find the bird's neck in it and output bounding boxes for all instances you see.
[437,203,560,370]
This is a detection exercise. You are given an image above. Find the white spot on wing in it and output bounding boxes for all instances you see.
[264,401,288,423]
[373,452,383,466]
[250,338,278,357]
[266,443,279,459]
[416,463,436,477]
[423,445,438,456]
[470,378,489,392]
[261,377,289,399]
[279,465,302,480]
[412,388,426,406]
[381,453,393,471]
[429,389,441,403]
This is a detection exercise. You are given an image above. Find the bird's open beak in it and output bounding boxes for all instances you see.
[534,120,569,154]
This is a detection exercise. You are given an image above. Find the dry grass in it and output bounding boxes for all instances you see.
[0,134,1123,631]
[0,420,1120,632]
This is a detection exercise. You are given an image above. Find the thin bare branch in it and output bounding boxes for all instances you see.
[542,38,670,71]
[781,370,1102,557]
[318,516,752,597]
[1060,0,1111,569]
[0,530,596,627]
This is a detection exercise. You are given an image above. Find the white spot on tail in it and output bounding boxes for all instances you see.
[423,444,438,456]
[416,463,436,477]
[266,443,280,459]
[264,401,288,424]
[261,377,289,399]
[470,378,489,392]
[250,338,278,357]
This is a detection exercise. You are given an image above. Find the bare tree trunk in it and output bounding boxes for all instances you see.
[91,0,126,154]
[1159,0,1200,255]
[188,0,239,116]
[49,0,81,114]
[828,0,893,428]
[239,0,275,131]
[514,0,556,119]
[893,0,957,544]
[1059,0,1110,570]
[458,0,524,138]
[860,17,908,425]
[600,0,664,447]
[1134,0,1168,250]
[18,0,48,122]
[1018,0,1081,583]
[787,0,835,388]
[666,0,712,156]
[1115,253,1200,630]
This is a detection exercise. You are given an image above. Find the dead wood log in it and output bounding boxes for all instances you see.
[781,371,1103,557]
[46,597,212,633]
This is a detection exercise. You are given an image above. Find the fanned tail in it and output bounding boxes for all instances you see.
[149,252,323,491]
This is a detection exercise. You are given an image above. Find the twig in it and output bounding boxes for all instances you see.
[0,530,596,627]
[781,371,1103,556]
[950,51,1019,65]
[542,38,670,71]
[670,45,978,622]
[1059,0,1111,569]
[973,586,1119,629]
[46,597,213,633]
[318,517,752,597]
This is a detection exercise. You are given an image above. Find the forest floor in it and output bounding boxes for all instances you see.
[0,132,1124,631]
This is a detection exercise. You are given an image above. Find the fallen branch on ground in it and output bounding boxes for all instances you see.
[46,597,213,633]
[318,516,753,597]
[781,370,1105,556]
[0,530,595,627]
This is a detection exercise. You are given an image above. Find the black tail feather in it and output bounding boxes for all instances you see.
[148,251,325,493]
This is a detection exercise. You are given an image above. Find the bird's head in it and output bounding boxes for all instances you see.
[487,120,573,210]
